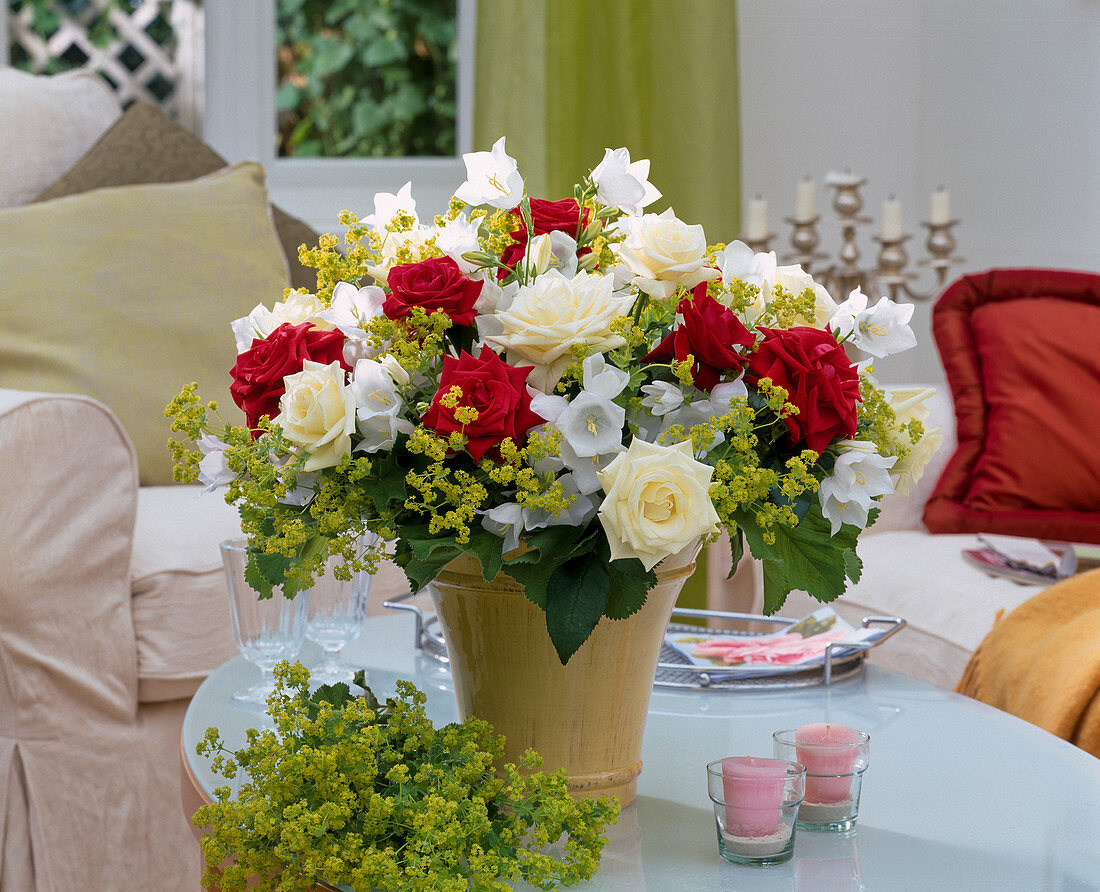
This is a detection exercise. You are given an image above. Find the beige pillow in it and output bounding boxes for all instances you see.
[0,162,291,485]
[34,102,321,292]
[0,67,121,207]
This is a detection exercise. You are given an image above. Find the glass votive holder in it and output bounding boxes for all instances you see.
[706,757,806,866]
[773,725,870,832]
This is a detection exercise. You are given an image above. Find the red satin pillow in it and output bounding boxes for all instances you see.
[923,269,1100,544]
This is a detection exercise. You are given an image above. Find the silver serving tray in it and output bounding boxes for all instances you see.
[382,593,906,689]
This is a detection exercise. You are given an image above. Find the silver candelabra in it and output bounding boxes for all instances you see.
[741,174,963,302]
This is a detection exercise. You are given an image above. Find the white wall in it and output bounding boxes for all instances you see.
[738,0,1100,384]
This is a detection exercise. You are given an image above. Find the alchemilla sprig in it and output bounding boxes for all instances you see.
[195,663,619,891]
[168,137,943,662]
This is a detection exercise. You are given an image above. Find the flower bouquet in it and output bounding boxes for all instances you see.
[168,137,940,666]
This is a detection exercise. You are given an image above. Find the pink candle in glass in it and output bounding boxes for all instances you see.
[721,756,788,836]
[795,723,861,803]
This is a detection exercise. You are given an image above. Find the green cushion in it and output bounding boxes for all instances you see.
[33,102,320,292]
[0,162,290,485]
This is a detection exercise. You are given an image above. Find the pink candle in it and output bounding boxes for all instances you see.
[795,723,861,803]
[720,756,788,836]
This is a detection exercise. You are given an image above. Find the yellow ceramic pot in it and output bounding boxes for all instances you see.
[428,543,699,808]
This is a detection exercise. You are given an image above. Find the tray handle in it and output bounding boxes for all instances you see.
[822,616,908,684]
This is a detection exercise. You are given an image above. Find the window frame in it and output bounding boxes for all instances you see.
[202,0,476,232]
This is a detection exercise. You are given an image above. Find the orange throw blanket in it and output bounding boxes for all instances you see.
[956,568,1100,758]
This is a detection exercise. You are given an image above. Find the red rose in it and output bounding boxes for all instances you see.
[499,197,592,278]
[421,347,545,462]
[745,326,861,454]
[229,322,349,435]
[642,284,756,392]
[384,256,483,327]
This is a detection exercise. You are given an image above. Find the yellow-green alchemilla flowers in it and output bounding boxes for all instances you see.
[194,663,619,891]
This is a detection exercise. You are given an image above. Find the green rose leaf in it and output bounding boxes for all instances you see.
[507,525,587,565]
[545,555,610,664]
[604,552,656,620]
[503,525,595,609]
[500,558,557,609]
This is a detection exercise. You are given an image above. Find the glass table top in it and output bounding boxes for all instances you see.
[183,613,1100,890]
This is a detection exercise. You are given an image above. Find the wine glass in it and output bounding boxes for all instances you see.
[220,538,311,710]
[305,536,376,688]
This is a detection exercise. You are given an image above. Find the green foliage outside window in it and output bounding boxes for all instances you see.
[8,0,146,74]
[276,0,457,159]
[9,0,179,105]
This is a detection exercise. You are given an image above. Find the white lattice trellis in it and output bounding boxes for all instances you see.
[8,0,204,134]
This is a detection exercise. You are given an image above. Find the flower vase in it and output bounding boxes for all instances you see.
[428,543,699,808]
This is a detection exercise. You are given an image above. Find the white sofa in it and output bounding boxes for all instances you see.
[708,386,1045,691]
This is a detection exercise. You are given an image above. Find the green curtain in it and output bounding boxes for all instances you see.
[474,0,741,241]
[474,0,742,615]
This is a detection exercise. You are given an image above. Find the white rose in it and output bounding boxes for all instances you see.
[273,291,332,329]
[616,209,719,299]
[482,270,634,391]
[231,293,334,353]
[277,360,356,472]
[762,265,837,328]
[596,438,721,570]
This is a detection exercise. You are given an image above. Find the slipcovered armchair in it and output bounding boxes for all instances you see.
[0,390,243,888]
[0,390,414,889]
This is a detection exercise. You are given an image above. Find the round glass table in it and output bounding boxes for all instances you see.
[182,612,1100,890]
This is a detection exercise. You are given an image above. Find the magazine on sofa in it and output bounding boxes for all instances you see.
[664,606,886,676]
[961,533,1097,585]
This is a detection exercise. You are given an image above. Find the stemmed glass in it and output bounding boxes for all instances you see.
[220,537,311,710]
[305,535,376,688]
